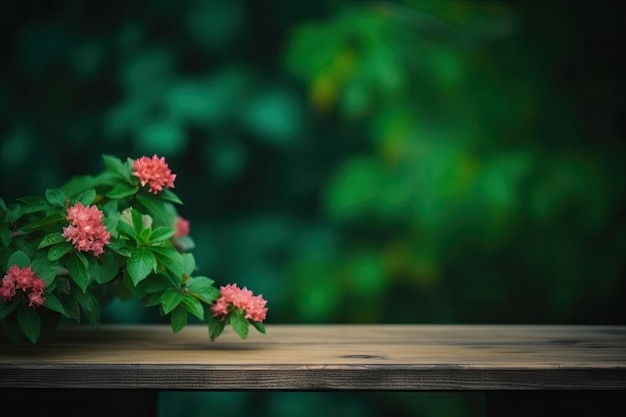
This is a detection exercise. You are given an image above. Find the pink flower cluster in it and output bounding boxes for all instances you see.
[174,216,190,238]
[1,265,46,308]
[132,155,177,195]
[62,202,111,257]
[211,284,268,322]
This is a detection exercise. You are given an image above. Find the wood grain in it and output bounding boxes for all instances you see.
[1,324,624,390]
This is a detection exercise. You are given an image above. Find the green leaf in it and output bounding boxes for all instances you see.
[60,175,98,196]
[185,275,215,289]
[63,297,81,322]
[106,237,133,257]
[66,252,90,292]
[134,273,171,293]
[102,154,133,182]
[95,171,125,187]
[88,252,121,284]
[141,292,163,308]
[75,251,89,267]
[42,293,67,316]
[0,298,19,320]
[131,206,146,234]
[158,188,183,205]
[182,295,204,320]
[17,304,41,344]
[149,227,176,243]
[126,246,156,286]
[75,189,97,206]
[161,288,184,314]
[106,182,139,199]
[17,196,45,206]
[251,320,266,334]
[151,246,184,281]
[0,227,12,247]
[208,314,226,341]
[135,194,177,228]
[7,250,30,268]
[45,188,67,208]
[54,276,72,295]
[180,253,196,276]
[47,242,73,261]
[119,273,138,298]
[101,202,120,232]
[76,291,100,327]
[37,232,66,249]
[30,256,57,285]
[139,227,151,243]
[116,219,138,241]
[186,276,219,304]
[230,309,249,339]
[20,213,64,233]
[170,304,187,333]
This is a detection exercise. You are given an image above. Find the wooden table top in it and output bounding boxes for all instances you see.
[1,324,625,391]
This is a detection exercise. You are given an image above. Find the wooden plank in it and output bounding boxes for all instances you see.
[1,324,625,390]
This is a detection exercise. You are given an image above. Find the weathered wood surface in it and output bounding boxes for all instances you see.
[1,324,625,390]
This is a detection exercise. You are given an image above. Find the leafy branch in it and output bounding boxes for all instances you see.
[1,154,267,344]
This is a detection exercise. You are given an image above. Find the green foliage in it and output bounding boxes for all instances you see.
[17,303,40,344]
[281,0,624,326]
[127,247,157,285]
[186,276,220,304]
[208,314,227,341]
[230,309,249,339]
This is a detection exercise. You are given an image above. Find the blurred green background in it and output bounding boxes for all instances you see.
[1,0,624,416]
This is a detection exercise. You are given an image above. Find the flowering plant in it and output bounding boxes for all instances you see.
[0,154,267,344]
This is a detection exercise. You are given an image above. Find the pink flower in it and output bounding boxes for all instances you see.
[1,265,46,308]
[211,284,268,322]
[29,277,45,293]
[174,216,190,238]
[14,269,33,290]
[62,202,110,257]
[0,281,16,301]
[28,290,45,308]
[132,155,177,195]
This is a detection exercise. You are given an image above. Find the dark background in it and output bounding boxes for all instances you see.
[1,1,624,416]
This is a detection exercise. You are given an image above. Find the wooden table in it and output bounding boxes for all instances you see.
[1,324,625,416]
